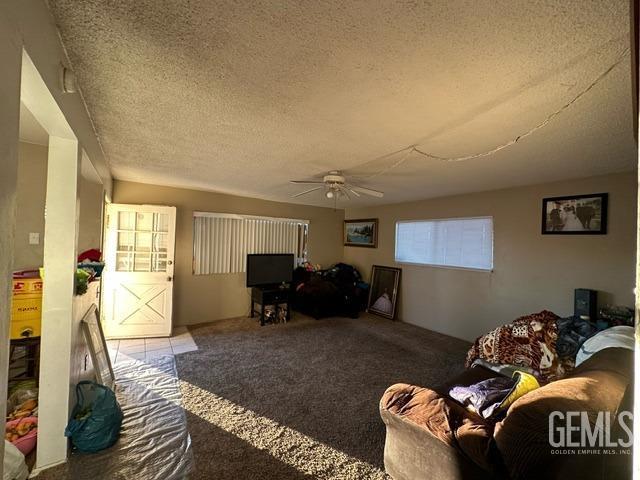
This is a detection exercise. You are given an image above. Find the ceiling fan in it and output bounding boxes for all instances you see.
[290,171,384,200]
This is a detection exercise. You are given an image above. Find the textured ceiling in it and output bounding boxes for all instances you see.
[47,0,636,207]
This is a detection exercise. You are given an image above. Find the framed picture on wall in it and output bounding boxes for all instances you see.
[367,265,401,320]
[541,193,608,235]
[344,218,378,248]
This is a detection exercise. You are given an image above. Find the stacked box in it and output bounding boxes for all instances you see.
[11,278,43,339]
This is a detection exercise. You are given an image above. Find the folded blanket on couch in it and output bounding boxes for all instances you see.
[465,310,573,383]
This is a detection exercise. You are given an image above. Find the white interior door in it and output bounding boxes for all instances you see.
[102,204,176,338]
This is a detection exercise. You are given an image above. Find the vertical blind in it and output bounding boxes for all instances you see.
[395,217,493,271]
[193,212,309,275]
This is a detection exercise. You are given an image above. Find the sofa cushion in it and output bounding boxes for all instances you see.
[493,347,632,479]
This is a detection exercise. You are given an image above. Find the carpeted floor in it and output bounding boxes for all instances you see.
[177,314,471,479]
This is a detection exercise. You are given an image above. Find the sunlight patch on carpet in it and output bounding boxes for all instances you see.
[179,380,388,479]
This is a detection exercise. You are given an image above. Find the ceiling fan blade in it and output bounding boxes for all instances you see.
[346,184,384,198]
[347,188,361,197]
[290,180,325,185]
[292,186,323,198]
[338,186,351,200]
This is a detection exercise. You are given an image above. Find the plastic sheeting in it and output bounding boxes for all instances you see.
[3,440,29,480]
[61,355,193,479]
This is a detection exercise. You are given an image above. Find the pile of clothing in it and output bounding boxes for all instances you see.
[555,315,598,360]
[291,263,369,319]
[450,319,634,428]
[452,311,610,421]
[598,305,634,327]
[449,370,540,420]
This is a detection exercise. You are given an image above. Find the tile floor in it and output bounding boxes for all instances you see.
[106,326,198,364]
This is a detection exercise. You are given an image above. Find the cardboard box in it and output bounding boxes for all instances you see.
[12,278,43,295]
[11,279,42,339]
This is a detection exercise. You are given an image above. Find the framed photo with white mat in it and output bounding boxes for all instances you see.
[367,265,401,320]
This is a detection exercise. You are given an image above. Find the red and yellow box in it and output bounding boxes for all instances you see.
[11,278,43,339]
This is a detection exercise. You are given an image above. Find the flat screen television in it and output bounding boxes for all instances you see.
[246,253,294,287]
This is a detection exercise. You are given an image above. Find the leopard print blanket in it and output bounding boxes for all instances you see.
[465,310,573,383]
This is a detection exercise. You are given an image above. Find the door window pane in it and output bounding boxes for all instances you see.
[118,211,135,230]
[135,232,152,252]
[154,213,169,232]
[152,253,168,272]
[117,232,135,251]
[153,233,168,252]
[116,253,133,272]
[134,253,151,272]
[136,212,153,231]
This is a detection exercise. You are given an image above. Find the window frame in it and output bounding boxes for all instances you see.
[394,216,494,272]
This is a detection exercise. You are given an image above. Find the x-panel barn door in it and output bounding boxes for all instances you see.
[102,204,176,338]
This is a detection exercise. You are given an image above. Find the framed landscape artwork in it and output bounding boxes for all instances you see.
[541,193,608,235]
[344,218,378,248]
[367,265,401,320]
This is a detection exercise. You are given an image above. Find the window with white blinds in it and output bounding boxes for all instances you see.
[193,212,309,275]
[395,217,493,271]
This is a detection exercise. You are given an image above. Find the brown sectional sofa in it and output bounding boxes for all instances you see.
[380,347,632,480]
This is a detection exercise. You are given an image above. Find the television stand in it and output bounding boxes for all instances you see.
[250,285,291,326]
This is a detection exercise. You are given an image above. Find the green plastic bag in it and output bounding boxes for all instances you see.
[65,381,123,453]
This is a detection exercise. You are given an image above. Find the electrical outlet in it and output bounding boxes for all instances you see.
[29,232,40,245]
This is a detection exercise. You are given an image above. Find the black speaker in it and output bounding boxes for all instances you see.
[574,289,597,321]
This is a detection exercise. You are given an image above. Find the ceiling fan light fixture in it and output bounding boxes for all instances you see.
[290,171,384,201]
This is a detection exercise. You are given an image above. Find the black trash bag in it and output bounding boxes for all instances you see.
[65,381,123,453]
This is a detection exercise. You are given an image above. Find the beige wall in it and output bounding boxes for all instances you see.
[0,21,21,469]
[113,173,635,337]
[344,172,637,341]
[15,142,105,270]
[15,142,47,270]
[78,176,104,253]
[113,181,345,326]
